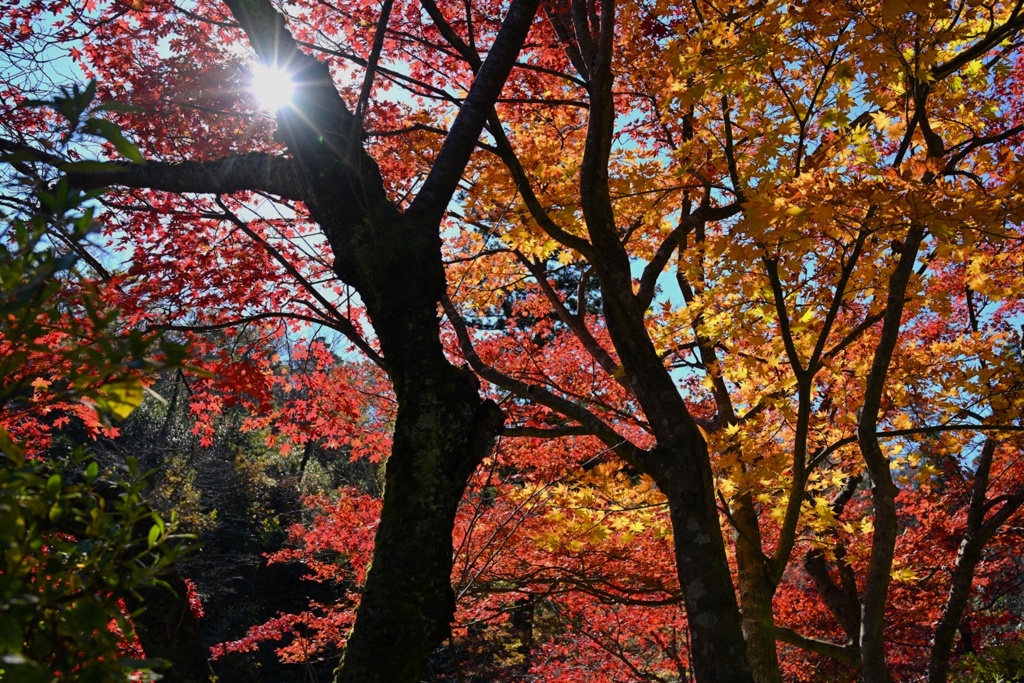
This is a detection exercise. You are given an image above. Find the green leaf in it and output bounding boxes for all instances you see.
[0,428,24,465]
[45,474,62,498]
[159,339,189,366]
[47,504,63,523]
[83,118,144,163]
[147,524,160,549]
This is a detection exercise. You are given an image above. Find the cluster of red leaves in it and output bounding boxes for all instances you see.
[213,488,379,662]
[0,282,131,456]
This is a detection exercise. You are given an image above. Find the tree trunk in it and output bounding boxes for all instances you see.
[308,162,505,683]
[734,493,783,683]
[301,151,508,683]
[857,480,898,683]
[510,595,535,671]
[126,569,213,683]
[588,259,751,682]
[655,447,753,683]
[576,89,753,681]
[927,535,984,683]
[63,0,538,677]
[334,362,504,682]
[856,223,927,683]
[86,479,213,683]
[214,1,538,677]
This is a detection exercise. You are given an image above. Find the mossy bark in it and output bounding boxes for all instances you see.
[334,363,503,682]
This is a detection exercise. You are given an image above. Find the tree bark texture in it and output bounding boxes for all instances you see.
[734,493,783,683]
[927,535,986,683]
[336,364,504,682]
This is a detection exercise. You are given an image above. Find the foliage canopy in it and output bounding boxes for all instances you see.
[2,0,1024,682]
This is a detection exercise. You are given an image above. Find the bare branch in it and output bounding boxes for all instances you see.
[775,627,860,667]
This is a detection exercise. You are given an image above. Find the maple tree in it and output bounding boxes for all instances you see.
[435,1,1024,681]
[3,0,1024,681]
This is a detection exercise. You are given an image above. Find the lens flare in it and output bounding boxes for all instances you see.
[251,63,295,111]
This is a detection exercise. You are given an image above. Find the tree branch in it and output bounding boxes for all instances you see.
[931,5,1024,81]
[637,201,742,308]
[0,139,307,201]
[775,626,860,667]
[442,294,653,471]
[211,198,385,367]
[512,250,623,382]
[407,0,541,228]
[501,425,596,437]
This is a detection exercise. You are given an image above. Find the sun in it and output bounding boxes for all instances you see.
[251,63,296,111]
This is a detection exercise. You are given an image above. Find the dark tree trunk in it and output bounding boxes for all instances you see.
[586,249,752,682]
[567,0,753,671]
[857,482,898,683]
[927,535,985,683]
[126,570,214,683]
[654,443,755,683]
[856,223,927,683]
[84,479,213,682]
[335,362,504,682]
[510,595,536,670]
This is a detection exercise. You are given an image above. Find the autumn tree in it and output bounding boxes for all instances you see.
[3,0,538,681]
[437,1,1024,681]
[3,0,1024,682]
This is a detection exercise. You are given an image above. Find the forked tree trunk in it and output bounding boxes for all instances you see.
[297,157,508,683]
[215,1,538,679]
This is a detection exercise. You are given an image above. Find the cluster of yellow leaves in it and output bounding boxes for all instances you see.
[512,462,671,555]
